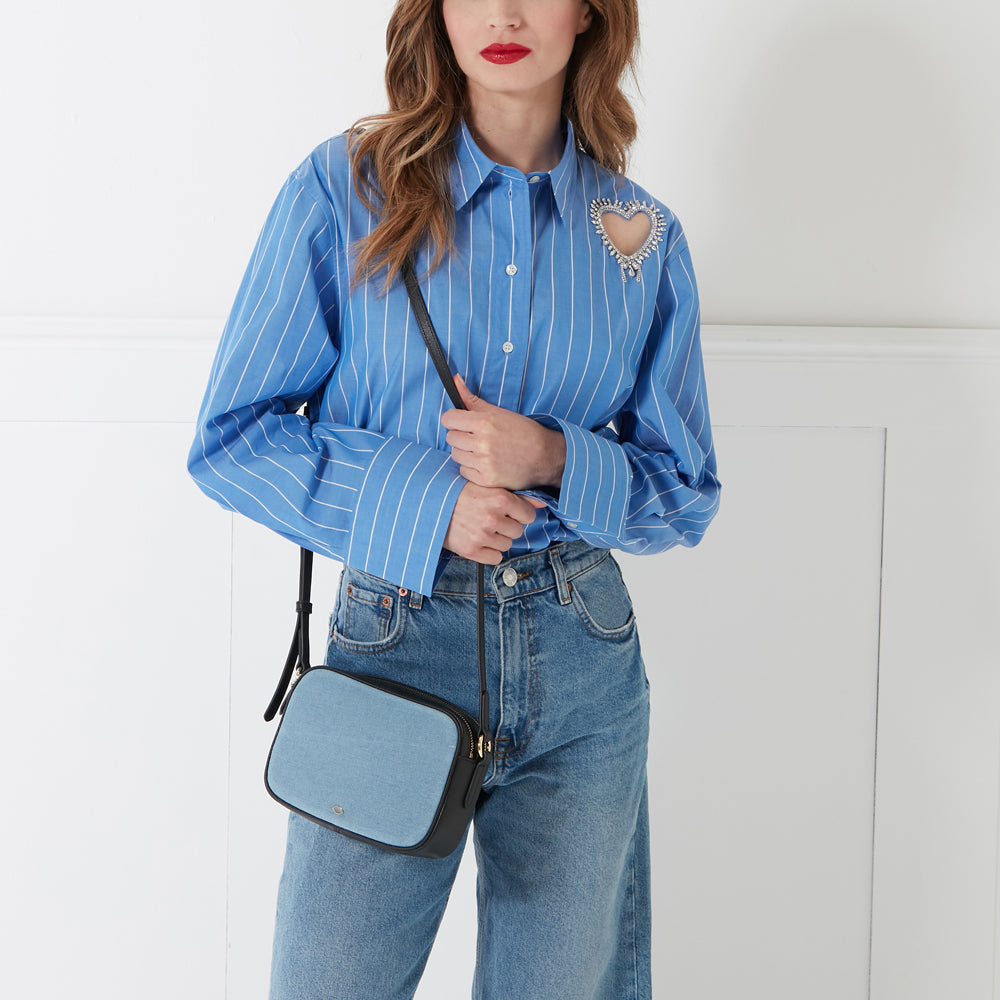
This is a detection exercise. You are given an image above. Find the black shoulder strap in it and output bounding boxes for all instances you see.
[401,258,489,748]
[401,259,463,410]
[263,450,314,722]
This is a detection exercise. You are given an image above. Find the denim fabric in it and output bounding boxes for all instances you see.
[266,669,462,847]
[269,541,651,1000]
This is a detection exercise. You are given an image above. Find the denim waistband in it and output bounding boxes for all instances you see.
[429,540,612,606]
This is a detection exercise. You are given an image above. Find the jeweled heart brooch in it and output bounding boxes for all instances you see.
[589,198,667,283]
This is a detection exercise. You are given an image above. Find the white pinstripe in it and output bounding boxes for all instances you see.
[188,121,720,596]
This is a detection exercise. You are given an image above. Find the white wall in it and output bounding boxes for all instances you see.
[1,2,998,999]
[3,324,997,1000]
[1,0,996,326]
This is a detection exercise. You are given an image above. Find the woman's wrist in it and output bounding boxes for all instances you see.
[536,425,566,490]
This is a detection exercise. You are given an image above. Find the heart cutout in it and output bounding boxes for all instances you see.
[601,210,651,257]
[589,198,668,283]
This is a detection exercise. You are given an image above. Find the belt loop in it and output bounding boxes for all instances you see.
[548,545,573,605]
[402,587,423,610]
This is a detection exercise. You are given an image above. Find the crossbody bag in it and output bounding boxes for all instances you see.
[263,260,493,859]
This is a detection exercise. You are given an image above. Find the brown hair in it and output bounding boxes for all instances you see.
[349,0,640,290]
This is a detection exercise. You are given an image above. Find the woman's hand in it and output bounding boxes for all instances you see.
[441,375,566,491]
[443,482,547,564]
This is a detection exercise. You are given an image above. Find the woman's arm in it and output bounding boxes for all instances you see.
[188,162,472,596]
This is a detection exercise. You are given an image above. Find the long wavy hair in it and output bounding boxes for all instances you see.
[348,0,640,290]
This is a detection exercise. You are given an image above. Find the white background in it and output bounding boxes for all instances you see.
[1,0,996,328]
[1,1,998,998]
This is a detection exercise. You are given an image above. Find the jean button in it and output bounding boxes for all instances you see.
[502,567,518,587]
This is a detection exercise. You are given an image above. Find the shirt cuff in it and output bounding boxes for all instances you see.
[347,438,466,596]
[551,419,631,541]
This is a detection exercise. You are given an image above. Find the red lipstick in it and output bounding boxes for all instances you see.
[480,44,531,65]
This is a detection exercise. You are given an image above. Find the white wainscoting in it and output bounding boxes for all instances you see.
[1,321,997,1000]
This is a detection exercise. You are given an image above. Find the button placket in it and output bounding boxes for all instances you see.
[502,261,517,354]
[491,176,532,411]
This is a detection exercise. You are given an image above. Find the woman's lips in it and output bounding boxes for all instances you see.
[480,44,531,65]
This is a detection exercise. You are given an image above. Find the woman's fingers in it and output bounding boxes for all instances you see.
[441,410,479,433]
[442,482,544,562]
[442,400,565,492]
[444,427,476,449]
[477,487,537,536]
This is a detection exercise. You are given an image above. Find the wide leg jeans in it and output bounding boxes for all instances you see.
[269,541,652,1000]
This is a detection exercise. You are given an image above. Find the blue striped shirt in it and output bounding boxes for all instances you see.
[188,122,720,596]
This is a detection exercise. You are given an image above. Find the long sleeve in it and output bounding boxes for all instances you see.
[189,125,719,589]
[547,231,720,553]
[187,161,466,595]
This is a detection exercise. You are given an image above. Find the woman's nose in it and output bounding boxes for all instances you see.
[488,5,522,29]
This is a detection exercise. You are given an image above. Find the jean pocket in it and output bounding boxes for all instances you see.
[329,571,408,654]
[569,556,637,640]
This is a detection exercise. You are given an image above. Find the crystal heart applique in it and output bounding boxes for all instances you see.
[589,198,667,283]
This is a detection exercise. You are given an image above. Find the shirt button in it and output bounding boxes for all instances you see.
[502,567,518,587]
[501,341,514,354]
[505,263,517,276]
[528,175,542,184]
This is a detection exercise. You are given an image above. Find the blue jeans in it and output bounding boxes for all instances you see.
[269,541,651,1000]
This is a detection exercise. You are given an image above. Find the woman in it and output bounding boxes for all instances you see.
[189,1,720,996]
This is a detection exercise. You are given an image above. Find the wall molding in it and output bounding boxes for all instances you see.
[2,317,999,364]
[704,325,1000,364]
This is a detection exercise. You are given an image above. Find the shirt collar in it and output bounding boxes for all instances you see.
[450,119,579,221]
